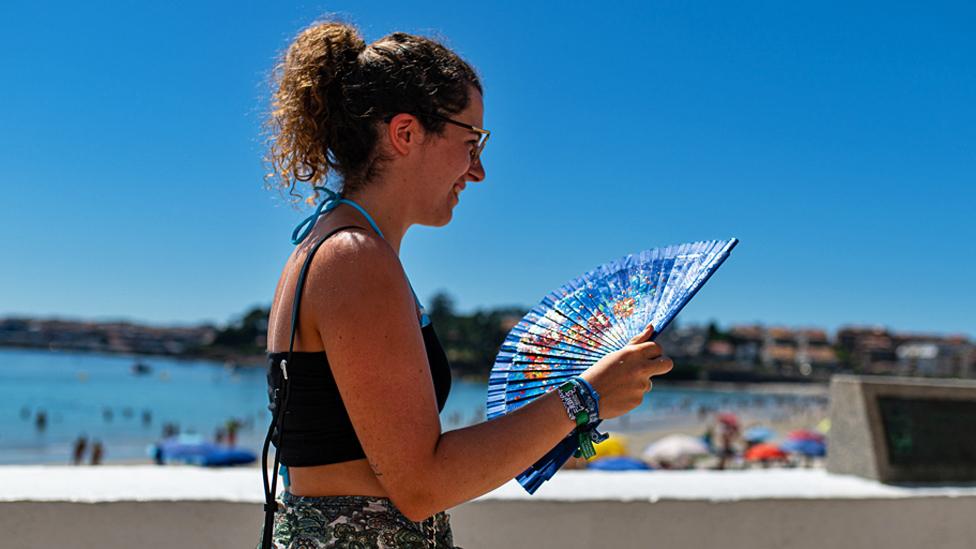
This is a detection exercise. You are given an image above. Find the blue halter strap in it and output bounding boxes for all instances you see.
[290,186,430,327]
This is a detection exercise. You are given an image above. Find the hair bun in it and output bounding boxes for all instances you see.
[281,22,365,92]
[305,22,365,75]
[322,22,366,61]
[266,19,480,202]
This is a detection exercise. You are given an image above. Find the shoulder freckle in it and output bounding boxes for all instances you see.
[306,230,403,299]
[302,231,377,278]
[324,229,389,261]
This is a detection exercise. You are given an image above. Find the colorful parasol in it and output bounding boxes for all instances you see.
[787,429,826,443]
[641,434,710,468]
[486,238,738,493]
[743,426,776,443]
[744,443,788,462]
[780,438,827,457]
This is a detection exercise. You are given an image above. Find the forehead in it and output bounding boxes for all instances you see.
[458,87,484,126]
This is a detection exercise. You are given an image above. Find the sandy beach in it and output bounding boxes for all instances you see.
[66,380,831,470]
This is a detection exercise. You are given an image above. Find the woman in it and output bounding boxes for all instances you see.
[260,19,673,548]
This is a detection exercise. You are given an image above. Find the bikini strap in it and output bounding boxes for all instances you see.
[286,225,365,359]
[260,224,361,549]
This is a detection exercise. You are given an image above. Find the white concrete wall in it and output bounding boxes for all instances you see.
[2,467,975,549]
[451,498,976,549]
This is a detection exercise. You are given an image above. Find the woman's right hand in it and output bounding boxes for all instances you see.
[579,323,673,420]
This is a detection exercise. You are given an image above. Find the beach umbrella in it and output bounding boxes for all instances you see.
[641,434,710,468]
[780,438,826,457]
[153,435,257,466]
[717,412,740,428]
[588,456,652,471]
[486,239,739,493]
[744,443,787,461]
[199,447,258,467]
[155,434,210,458]
[743,426,775,443]
[593,434,629,459]
[787,429,826,443]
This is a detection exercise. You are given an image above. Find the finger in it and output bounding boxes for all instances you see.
[645,356,674,377]
[629,341,662,360]
[628,323,655,345]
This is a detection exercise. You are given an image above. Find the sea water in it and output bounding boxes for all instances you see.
[0,348,825,464]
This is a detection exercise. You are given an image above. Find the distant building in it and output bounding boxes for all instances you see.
[896,342,941,376]
[835,326,974,379]
[894,334,973,378]
[963,345,976,378]
[706,340,734,361]
[722,324,838,379]
[796,329,839,376]
[762,326,798,374]
[656,324,707,358]
[836,326,897,374]
[0,317,216,356]
[728,325,763,368]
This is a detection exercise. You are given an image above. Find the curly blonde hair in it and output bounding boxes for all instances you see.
[264,20,481,205]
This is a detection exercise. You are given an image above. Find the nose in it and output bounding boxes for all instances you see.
[467,156,486,183]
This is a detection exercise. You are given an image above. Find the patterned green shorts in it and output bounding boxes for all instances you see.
[259,492,460,548]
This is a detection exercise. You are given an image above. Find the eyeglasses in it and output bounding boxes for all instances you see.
[384,112,490,162]
[427,113,490,162]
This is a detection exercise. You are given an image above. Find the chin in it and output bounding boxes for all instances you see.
[419,209,454,228]
[434,210,454,227]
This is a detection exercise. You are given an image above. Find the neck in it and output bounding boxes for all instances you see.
[342,181,411,255]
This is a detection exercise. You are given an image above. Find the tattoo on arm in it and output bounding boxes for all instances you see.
[369,460,383,477]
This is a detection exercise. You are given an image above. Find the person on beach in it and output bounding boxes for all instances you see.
[71,435,87,465]
[90,440,103,465]
[260,19,674,548]
[34,409,47,432]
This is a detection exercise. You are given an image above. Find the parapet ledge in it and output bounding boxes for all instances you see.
[2,466,975,504]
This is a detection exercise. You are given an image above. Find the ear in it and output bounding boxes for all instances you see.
[386,113,425,157]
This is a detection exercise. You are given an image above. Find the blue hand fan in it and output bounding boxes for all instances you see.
[486,238,738,493]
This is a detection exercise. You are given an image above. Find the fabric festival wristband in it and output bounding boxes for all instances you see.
[556,381,588,424]
[575,376,610,449]
[575,377,601,406]
[573,378,602,424]
[570,378,600,423]
[557,379,604,459]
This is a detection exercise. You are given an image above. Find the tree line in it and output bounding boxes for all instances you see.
[206,292,526,378]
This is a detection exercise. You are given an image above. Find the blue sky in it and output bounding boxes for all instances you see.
[1,1,973,337]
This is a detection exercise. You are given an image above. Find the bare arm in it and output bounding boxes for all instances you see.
[310,232,666,521]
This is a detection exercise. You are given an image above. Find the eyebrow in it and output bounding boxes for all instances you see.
[452,120,481,132]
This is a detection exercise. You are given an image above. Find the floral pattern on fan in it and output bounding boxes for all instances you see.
[486,238,738,494]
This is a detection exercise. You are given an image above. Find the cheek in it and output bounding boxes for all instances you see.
[424,140,470,184]
[452,149,473,176]
[436,159,467,186]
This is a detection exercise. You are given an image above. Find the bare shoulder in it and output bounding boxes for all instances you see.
[310,227,398,269]
[301,228,412,324]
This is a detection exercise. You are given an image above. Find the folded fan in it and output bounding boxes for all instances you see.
[486,238,739,493]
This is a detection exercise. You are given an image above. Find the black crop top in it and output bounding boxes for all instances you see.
[267,323,452,466]
[266,227,452,467]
